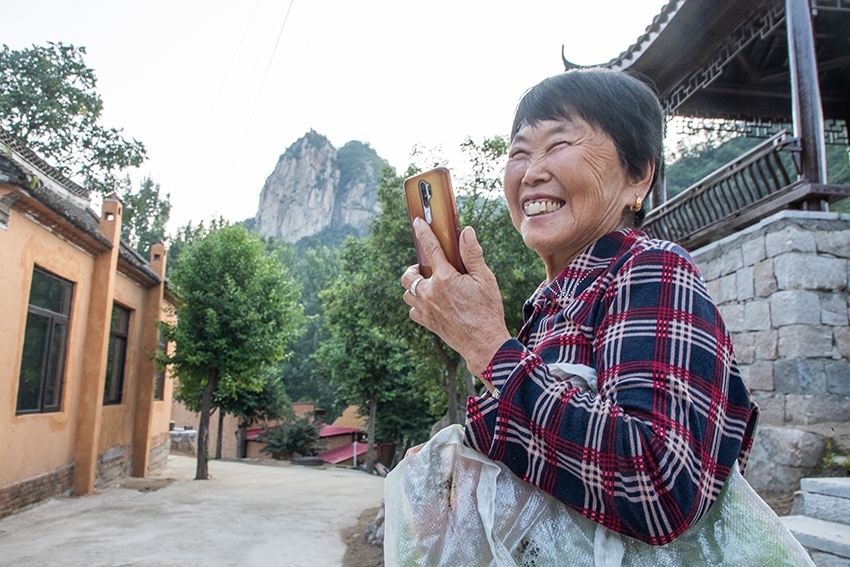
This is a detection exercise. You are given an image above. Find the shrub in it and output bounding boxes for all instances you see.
[259,415,325,459]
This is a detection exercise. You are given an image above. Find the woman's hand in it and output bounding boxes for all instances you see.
[401,218,512,377]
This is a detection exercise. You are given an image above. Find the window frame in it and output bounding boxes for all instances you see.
[154,328,166,401]
[16,267,74,415]
[103,303,131,406]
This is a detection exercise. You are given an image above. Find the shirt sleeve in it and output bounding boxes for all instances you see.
[464,246,758,545]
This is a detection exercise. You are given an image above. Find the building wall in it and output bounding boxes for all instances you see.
[689,210,850,498]
[0,184,175,516]
[0,190,94,487]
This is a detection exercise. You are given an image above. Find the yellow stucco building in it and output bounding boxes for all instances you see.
[0,128,175,518]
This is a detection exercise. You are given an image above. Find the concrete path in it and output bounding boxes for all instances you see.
[0,455,384,567]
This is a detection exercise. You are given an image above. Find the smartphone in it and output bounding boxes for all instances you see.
[403,167,465,278]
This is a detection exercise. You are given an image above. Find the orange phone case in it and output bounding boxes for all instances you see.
[403,167,465,278]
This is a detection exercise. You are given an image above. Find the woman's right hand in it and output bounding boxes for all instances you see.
[401,219,511,377]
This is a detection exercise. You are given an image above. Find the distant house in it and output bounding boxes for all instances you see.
[0,128,176,518]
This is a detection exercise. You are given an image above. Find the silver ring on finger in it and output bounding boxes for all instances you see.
[410,277,424,298]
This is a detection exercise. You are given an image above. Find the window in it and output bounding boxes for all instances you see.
[103,304,130,405]
[16,268,74,414]
[154,329,166,401]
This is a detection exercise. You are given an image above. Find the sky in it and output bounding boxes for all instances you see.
[2,0,666,230]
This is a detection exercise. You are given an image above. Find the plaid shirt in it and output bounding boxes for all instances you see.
[465,228,759,545]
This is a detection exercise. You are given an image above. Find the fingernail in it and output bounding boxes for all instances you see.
[462,226,475,245]
[414,217,422,229]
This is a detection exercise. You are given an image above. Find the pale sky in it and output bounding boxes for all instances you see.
[2,0,665,230]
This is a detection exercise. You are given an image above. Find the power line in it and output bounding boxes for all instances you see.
[232,0,296,171]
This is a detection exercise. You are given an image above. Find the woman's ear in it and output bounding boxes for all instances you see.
[632,161,656,195]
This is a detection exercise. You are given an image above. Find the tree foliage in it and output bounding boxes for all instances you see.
[160,224,304,479]
[120,176,171,256]
[259,413,325,458]
[0,42,146,195]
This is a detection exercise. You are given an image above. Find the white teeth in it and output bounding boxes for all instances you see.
[523,200,563,216]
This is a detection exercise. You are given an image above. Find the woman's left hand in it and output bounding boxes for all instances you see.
[401,218,512,377]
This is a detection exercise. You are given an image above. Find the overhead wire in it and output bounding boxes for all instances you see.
[231,0,297,172]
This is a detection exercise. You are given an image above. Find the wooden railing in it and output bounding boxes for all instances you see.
[643,131,803,250]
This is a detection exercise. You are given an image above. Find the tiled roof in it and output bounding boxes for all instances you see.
[318,443,368,465]
[0,126,89,199]
[319,425,362,438]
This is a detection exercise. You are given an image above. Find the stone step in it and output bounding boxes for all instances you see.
[792,491,850,526]
[802,478,850,500]
[781,515,850,559]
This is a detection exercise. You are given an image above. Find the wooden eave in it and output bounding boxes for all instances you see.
[593,0,850,121]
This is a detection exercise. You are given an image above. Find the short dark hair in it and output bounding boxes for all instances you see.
[511,69,663,225]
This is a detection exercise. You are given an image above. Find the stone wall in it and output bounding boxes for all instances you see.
[148,432,171,473]
[690,210,850,500]
[0,463,74,520]
[95,444,134,487]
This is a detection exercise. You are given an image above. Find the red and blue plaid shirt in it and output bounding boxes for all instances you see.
[465,228,759,545]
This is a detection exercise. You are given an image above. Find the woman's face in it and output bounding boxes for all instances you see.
[504,117,649,280]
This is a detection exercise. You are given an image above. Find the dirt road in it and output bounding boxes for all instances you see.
[0,455,384,567]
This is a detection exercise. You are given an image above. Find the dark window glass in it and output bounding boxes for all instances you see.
[154,329,166,401]
[104,304,130,405]
[16,268,73,414]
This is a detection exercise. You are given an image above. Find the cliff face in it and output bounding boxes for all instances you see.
[254,131,383,243]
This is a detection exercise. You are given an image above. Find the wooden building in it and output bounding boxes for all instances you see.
[563,0,850,250]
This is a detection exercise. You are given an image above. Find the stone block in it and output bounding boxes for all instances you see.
[719,273,738,304]
[740,360,774,391]
[785,394,850,425]
[826,359,850,396]
[835,327,850,359]
[743,300,771,331]
[742,235,766,266]
[774,359,827,394]
[779,325,835,358]
[753,425,825,468]
[737,266,755,301]
[733,332,755,364]
[809,551,850,567]
[719,248,744,276]
[699,257,721,281]
[816,230,850,258]
[754,258,777,297]
[821,293,849,326]
[719,303,745,333]
[752,392,785,425]
[770,290,821,326]
[774,253,848,291]
[765,225,817,257]
[706,279,721,304]
[753,330,779,360]
[745,425,825,494]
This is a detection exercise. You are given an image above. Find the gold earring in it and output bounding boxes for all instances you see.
[629,196,643,212]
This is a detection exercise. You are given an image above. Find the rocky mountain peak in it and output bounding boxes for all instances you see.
[254,131,384,244]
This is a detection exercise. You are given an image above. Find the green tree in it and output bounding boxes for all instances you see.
[160,224,304,479]
[0,42,146,195]
[316,256,415,473]
[120,176,171,256]
[275,244,342,418]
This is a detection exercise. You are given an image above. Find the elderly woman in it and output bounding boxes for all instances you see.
[401,69,759,546]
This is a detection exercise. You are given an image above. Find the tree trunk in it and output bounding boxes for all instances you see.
[366,396,377,475]
[215,408,224,460]
[445,357,460,425]
[196,368,218,480]
[433,337,462,425]
[236,422,248,458]
[461,359,477,397]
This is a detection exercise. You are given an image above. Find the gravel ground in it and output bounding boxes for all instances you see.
[0,454,384,567]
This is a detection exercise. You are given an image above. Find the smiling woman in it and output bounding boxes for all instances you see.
[399,68,762,550]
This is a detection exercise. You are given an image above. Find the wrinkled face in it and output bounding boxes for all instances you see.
[504,117,646,280]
